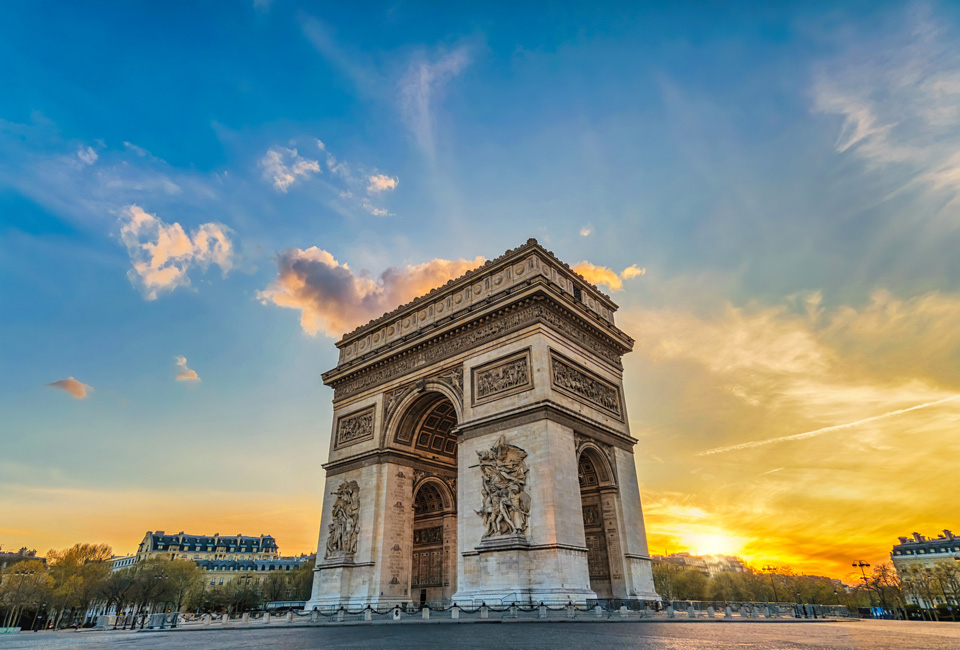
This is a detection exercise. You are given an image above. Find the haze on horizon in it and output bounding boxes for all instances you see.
[3,1,960,585]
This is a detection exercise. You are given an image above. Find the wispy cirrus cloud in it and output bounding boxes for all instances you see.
[257,247,484,337]
[813,4,960,204]
[399,47,471,160]
[572,261,645,292]
[76,146,98,166]
[623,285,960,575]
[47,377,93,400]
[119,206,233,300]
[174,356,201,382]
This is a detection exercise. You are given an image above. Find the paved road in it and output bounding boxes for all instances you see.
[1,620,959,649]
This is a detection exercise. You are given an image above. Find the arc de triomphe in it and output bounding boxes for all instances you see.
[306,239,659,607]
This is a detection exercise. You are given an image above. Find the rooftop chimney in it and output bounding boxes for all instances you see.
[945,529,954,540]
[912,532,924,542]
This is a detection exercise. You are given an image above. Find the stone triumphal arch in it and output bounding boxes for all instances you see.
[306,239,659,607]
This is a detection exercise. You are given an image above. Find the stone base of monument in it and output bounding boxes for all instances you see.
[475,533,530,551]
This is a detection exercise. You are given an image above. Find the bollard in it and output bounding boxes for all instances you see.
[667,605,675,618]
[312,610,319,623]
[566,601,575,619]
[595,604,603,618]
[539,602,546,619]
[481,603,489,619]
[392,606,401,621]
[707,606,715,618]
[452,604,460,620]
[286,612,293,623]
[222,614,229,625]
[242,613,250,624]
[422,606,430,620]
[337,607,345,623]
[264,612,271,624]
[764,606,771,619]
[620,605,629,619]
[202,614,211,626]
[725,606,733,619]
[511,603,518,619]
[687,605,696,618]
[364,606,372,622]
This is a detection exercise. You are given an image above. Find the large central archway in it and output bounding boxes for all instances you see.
[395,392,459,604]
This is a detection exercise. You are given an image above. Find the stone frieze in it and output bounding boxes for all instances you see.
[332,300,623,401]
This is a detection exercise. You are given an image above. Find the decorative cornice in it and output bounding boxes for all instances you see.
[327,293,629,402]
[336,238,619,346]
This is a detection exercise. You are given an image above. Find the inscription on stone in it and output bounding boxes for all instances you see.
[386,471,409,596]
[550,354,621,417]
[473,351,532,404]
[335,407,375,448]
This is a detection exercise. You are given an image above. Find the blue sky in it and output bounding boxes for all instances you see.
[3,1,960,578]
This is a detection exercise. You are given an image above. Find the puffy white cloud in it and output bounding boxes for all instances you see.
[77,146,98,165]
[119,206,233,300]
[258,247,485,337]
[174,356,201,382]
[259,147,321,192]
[47,377,93,399]
[579,225,592,237]
[571,261,646,292]
[367,174,399,194]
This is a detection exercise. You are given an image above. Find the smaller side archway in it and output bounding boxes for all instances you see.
[411,477,457,605]
[577,444,623,600]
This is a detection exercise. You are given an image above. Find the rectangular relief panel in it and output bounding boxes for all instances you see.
[549,351,623,419]
[471,348,533,406]
[333,405,376,449]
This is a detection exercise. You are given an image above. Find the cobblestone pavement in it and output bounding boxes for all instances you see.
[1,620,960,649]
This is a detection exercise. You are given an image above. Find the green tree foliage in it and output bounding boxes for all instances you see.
[288,558,316,601]
[652,560,850,606]
[46,543,113,627]
[0,560,52,628]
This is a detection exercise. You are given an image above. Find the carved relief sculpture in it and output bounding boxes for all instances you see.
[335,408,375,447]
[474,352,531,403]
[325,480,360,558]
[435,366,464,399]
[551,355,621,417]
[475,435,531,538]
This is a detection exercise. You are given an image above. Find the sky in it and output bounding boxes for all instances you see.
[2,1,960,583]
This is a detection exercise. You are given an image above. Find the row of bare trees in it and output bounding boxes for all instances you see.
[0,542,316,629]
[652,559,960,620]
[652,561,847,605]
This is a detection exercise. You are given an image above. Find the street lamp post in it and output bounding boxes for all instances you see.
[762,565,780,603]
[853,561,874,609]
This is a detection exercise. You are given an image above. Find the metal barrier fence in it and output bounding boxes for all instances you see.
[175,600,855,627]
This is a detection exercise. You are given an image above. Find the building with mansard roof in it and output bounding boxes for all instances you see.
[136,530,280,563]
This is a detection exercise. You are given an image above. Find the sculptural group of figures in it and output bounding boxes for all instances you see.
[325,480,360,558]
[476,435,531,538]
